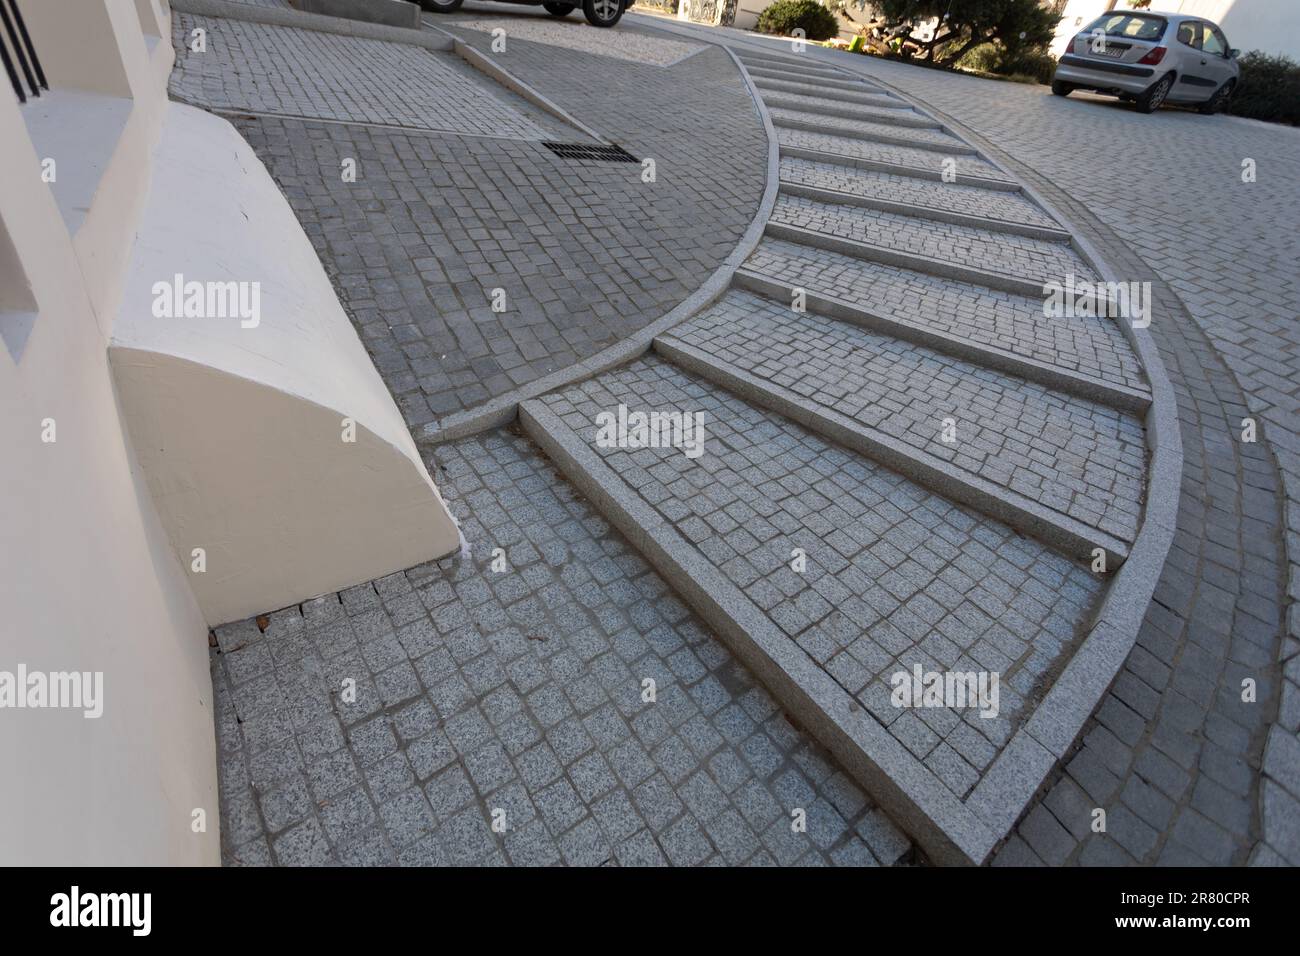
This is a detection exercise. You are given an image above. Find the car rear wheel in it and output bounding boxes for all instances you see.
[1135,73,1173,114]
[543,2,575,15]
[582,0,624,27]
[1051,80,1072,97]
[419,0,464,12]
[1198,79,1235,115]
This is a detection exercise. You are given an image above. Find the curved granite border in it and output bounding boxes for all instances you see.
[415,44,781,446]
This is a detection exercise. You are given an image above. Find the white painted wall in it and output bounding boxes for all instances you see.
[1,0,462,864]
[0,0,218,865]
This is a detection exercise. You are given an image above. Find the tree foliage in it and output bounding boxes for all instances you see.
[877,0,1059,67]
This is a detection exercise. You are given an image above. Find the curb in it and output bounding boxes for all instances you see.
[427,24,613,145]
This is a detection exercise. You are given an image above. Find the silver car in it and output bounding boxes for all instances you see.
[1052,10,1240,114]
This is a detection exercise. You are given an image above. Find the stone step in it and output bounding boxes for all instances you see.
[776,181,1068,243]
[769,108,971,155]
[752,75,899,106]
[768,193,1094,296]
[778,161,1067,241]
[659,288,1146,554]
[777,127,1015,187]
[744,63,885,94]
[736,52,860,82]
[521,356,1111,865]
[760,92,937,128]
[736,239,1151,412]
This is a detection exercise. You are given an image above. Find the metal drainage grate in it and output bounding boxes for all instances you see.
[542,142,639,164]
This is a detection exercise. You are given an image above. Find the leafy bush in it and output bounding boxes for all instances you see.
[756,0,839,42]
[956,40,1056,84]
[1227,52,1300,125]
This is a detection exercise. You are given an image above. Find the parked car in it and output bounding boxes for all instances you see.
[1051,10,1239,114]
[419,0,631,29]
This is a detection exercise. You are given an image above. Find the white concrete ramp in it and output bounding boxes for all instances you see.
[110,104,461,625]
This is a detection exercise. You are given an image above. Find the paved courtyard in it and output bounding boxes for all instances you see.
[172,10,767,428]
[192,2,1297,866]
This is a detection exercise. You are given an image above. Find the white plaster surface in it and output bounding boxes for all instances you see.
[111,104,461,625]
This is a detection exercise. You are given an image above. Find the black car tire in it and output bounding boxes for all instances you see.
[1051,80,1072,97]
[420,0,464,12]
[1135,73,1173,114]
[543,2,576,15]
[1198,79,1235,115]
[582,0,624,27]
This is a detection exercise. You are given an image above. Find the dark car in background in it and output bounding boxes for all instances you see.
[420,0,632,28]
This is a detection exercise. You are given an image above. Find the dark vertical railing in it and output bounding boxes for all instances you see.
[1,0,47,104]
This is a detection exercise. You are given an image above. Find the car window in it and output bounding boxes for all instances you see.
[1201,24,1228,56]
[1086,13,1167,40]
[1176,21,1201,49]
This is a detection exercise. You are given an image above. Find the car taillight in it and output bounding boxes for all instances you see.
[1137,47,1167,65]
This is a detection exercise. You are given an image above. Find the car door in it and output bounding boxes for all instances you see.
[1196,23,1237,92]
[1173,21,1228,101]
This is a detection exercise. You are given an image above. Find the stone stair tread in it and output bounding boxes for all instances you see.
[758,89,918,119]
[779,156,1059,230]
[744,63,881,93]
[743,238,1150,397]
[768,107,960,150]
[752,74,897,103]
[664,289,1146,546]
[777,127,1013,183]
[771,193,1093,290]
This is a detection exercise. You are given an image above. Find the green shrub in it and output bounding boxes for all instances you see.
[958,41,1056,84]
[756,0,839,42]
[1228,52,1300,125]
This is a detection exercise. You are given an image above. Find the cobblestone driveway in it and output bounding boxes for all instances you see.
[174,12,767,428]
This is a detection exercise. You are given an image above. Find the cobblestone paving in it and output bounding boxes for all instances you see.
[794,53,1295,865]
[535,357,1106,800]
[171,14,556,139]
[779,158,1058,229]
[670,290,1147,543]
[447,15,705,66]
[744,238,1147,393]
[768,108,961,150]
[212,429,912,866]
[210,31,765,427]
[772,195,1095,287]
[752,76,896,106]
[761,92,928,125]
[778,127,1013,182]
